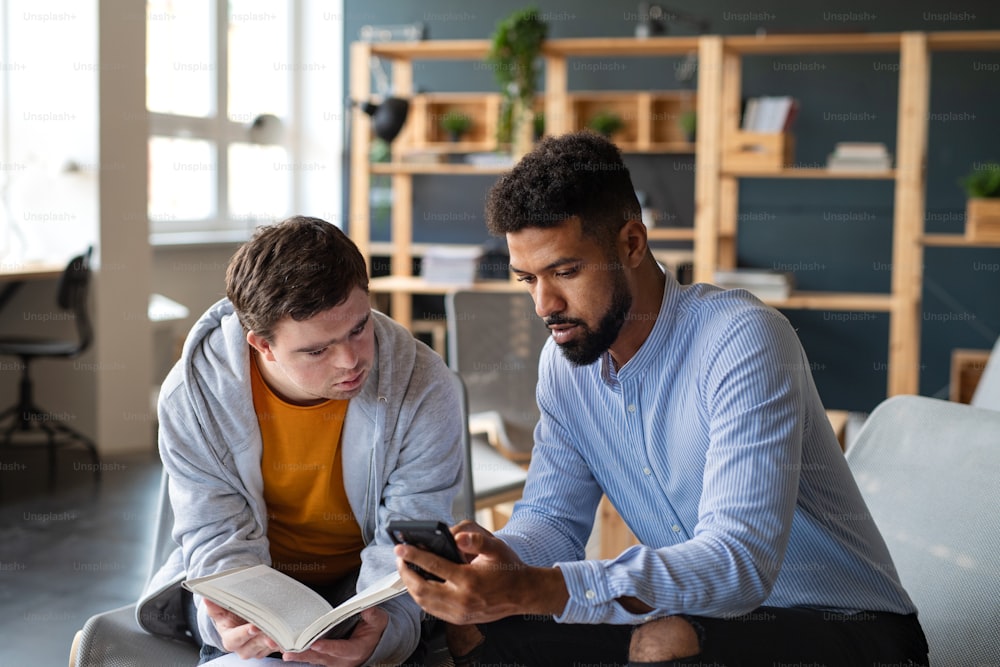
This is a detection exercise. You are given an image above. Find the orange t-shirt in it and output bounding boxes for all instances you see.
[251,356,365,586]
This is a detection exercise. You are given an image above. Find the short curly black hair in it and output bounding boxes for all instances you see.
[485,131,641,247]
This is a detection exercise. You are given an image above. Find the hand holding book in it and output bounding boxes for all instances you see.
[184,565,406,653]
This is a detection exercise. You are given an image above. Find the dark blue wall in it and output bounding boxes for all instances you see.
[344,0,1000,411]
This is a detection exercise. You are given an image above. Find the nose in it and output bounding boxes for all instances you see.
[533,279,565,320]
[330,342,359,370]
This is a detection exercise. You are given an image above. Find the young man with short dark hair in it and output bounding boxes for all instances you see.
[138,216,463,666]
[396,133,929,667]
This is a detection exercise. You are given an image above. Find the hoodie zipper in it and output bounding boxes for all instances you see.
[362,395,387,544]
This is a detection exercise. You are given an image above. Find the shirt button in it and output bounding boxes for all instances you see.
[672,524,681,532]
[585,589,596,599]
[643,467,652,475]
[627,404,636,413]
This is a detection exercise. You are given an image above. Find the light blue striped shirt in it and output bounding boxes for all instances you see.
[498,274,916,625]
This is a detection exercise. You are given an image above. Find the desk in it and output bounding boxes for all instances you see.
[0,261,67,310]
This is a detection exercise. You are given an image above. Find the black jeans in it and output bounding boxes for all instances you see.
[470,607,929,667]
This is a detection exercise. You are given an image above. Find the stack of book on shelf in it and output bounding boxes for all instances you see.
[742,96,799,132]
[826,142,892,172]
[464,152,516,168]
[713,268,794,301]
[421,245,481,284]
[398,149,448,165]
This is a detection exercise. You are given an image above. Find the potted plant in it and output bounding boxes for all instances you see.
[960,161,1000,241]
[486,7,547,155]
[439,110,473,142]
[679,110,697,143]
[588,110,625,138]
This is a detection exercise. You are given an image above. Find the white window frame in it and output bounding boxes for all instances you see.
[148,0,344,245]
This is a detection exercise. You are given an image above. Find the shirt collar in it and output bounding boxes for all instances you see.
[600,272,681,385]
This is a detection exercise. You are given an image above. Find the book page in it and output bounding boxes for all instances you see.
[193,565,333,648]
[300,571,407,648]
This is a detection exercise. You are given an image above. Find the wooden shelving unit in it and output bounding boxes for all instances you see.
[694,32,932,397]
[350,31,1000,397]
[350,37,705,331]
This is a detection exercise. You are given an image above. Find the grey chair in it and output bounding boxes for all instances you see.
[445,290,549,465]
[0,247,100,487]
[449,369,528,525]
[845,394,1000,666]
[70,466,199,666]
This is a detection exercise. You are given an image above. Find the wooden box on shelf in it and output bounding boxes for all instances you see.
[408,93,501,152]
[965,198,1000,242]
[566,91,696,153]
[649,92,697,151]
[569,92,640,147]
[722,130,795,172]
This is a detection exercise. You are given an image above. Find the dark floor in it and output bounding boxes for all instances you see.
[0,445,162,667]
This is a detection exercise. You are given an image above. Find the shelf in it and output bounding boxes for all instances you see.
[368,39,491,60]
[647,228,695,241]
[623,142,696,154]
[927,31,1000,52]
[371,162,512,175]
[723,32,902,55]
[543,37,702,57]
[922,234,1000,248]
[721,167,897,180]
[760,291,894,312]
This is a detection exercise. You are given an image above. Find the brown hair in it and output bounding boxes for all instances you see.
[225,216,368,341]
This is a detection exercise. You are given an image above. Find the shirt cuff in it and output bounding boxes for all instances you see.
[554,557,669,626]
[554,560,610,623]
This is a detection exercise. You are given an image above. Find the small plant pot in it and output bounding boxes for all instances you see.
[965,198,1000,241]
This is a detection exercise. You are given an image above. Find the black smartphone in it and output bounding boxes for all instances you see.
[387,520,464,582]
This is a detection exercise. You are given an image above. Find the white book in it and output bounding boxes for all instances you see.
[421,245,482,284]
[713,269,794,301]
[713,268,794,286]
[832,142,889,159]
[827,155,892,172]
[742,98,760,130]
[183,565,407,653]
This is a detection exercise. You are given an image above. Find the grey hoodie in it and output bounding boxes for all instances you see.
[136,298,463,665]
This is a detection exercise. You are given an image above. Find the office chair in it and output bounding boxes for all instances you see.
[845,395,1000,666]
[445,290,549,464]
[449,369,529,530]
[0,247,99,486]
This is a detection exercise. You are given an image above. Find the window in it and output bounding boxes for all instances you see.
[147,0,343,243]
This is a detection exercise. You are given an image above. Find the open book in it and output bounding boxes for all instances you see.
[183,565,407,653]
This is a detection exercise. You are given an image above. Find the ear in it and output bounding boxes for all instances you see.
[246,330,276,362]
[618,218,649,269]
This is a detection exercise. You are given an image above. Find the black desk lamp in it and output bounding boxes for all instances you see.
[360,97,410,144]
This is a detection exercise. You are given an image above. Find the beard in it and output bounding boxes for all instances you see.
[547,268,632,367]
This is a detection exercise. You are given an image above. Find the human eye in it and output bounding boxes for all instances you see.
[350,318,369,337]
[514,273,536,284]
[307,347,328,358]
[555,265,579,278]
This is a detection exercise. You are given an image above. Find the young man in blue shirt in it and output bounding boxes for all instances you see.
[395,132,929,666]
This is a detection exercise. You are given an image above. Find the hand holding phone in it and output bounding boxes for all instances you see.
[387,520,464,582]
